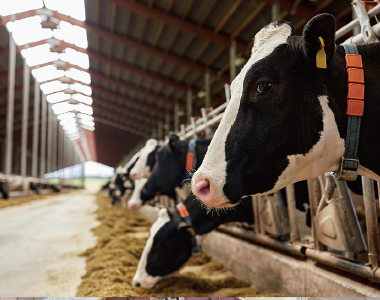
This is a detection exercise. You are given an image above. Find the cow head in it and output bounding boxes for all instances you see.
[192,14,346,208]
[143,135,187,196]
[130,139,158,179]
[132,208,193,288]
[128,178,148,210]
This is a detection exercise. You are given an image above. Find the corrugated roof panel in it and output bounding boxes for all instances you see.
[182,36,205,60]
[170,31,192,55]
[202,0,237,31]
[114,7,129,35]
[156,25,175,50]
[128,13,146,40]
[197,43,220,65]
[85,0,98,24]
[99,1,113,30]
[186,0,212,23]
[142,19,161,45]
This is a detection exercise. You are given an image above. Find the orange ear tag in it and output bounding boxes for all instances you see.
[186,152,194,171]
[316,36,327,69]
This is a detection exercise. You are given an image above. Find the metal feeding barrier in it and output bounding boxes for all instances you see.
[171,0,380,283]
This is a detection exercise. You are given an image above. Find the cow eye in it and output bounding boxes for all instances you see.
[256,82,272,94]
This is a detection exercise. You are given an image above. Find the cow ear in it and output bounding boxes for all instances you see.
[302,13,336,66]
[168,135,179,152]
[177,221,190,232]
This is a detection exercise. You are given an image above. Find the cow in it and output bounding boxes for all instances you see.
[141,135,211,201]
[0,181,8,199]
[132,192,254,288]
[192,14,380,208]
[130,139,159,180]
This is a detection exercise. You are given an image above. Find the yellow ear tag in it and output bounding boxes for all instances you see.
[316,36,327,69]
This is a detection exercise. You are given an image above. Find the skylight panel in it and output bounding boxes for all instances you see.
[71,82,91,96]
[72,93,92,105]
[46,91,71,103]
[0,0,43,16]
[43,0,86,21]
[59,48,89,69]
[40,80,69,95]
[78,113,94,122]
[57,112,76,120]
[76,103,93,115]
[21,43,59,67]
[65,68,91,84]
[52,101,75,115]
[79,119,95,127]
[55,21,88,49]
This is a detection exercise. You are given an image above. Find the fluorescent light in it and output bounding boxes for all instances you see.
[40,80,68,94]
[57,112,75,120]
[0,0,44,17]
[65,68,91,84]
[76,103,93,115]
[32,65,64,83]
[72,93,92,105]
[71,82,91,96]
[47,91,71,103]
[78,113,93,121]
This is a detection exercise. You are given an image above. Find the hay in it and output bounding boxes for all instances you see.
[76,192,283,296]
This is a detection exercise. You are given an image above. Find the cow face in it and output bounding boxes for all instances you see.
[192,14,345,207]
[143,135,186,196]
[130,139,158,179]
[132,208,192,288]
[128,178,148,210]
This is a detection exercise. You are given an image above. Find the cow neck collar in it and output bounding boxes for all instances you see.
[186,139,197,171]
[331,44,364,181]
[176,202,202,256]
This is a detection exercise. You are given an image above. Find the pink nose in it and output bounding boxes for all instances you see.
[130,173,140,180]
[193,179,211,204]
[129,202,139,210]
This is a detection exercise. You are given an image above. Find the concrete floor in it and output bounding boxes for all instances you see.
[0,190,99,296]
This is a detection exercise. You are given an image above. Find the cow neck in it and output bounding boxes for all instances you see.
[182,194,254,236]
[331,44,364,181]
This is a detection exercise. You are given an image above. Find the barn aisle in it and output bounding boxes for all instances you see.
[0,190,99,296]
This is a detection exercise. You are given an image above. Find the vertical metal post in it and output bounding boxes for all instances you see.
[165,111,169,137]
[81,162,85,188]
[286,184,300,242]
[186,88,192,123]
[4,15,16,175]
[271,0,280,21]
[52,116,57,174]
[21,58,30,176]
[352,7,361,36]
[307,178,324,251]
[32,82,40,178]
[224,83,230,103]
[58,125,63,175]
[47,103,53,174]
[362,176,379,269]
[230,39,236,82]
[157,121,163,141]
[40,93,47,178]
[204,69,210,108]
[174,102,179,133]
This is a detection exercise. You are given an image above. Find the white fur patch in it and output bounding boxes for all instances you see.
[128,178,148,209]
[122,151,141,174]
[132,208,170,288]
[192,23,293,206]
[130,139,158,178]
[265,95,346,194]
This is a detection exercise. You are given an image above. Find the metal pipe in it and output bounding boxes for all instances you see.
[230,39,236,82]
[224,84,230,103]
[307,178,323,251]
[204,69,210,108]
[52,115,57,174]
[272,0,279,21]
[40,93,47,178]
[186,89,192,123]
[21,57,30,177]
[4,15,16,175]
[32,81,40,178]
[362,176,379,269]
[286,184,300,242]
[336,3,380,39]
[344,22,380,45]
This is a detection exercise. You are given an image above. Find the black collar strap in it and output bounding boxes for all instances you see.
[332,44,364,181]
[176,202,202,256]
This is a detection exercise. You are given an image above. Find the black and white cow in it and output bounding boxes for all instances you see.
[130,139,159,180]
[192,14,380,208]
[141,135,211,201]
[132,192,254,288]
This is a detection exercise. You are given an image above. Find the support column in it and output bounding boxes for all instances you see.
[272,0,280,21]
[47,103,53,174]
[204,69,210,108]
[32,81,40,178]
[157,121,163,141]
[4,15,16,175]
[52,115,57,174]
[40,93,47,178]
[165,111,170,137]
[186,88,192,123]
[174,102,179,133]
[21,57,30,176]
[230,39,236,82]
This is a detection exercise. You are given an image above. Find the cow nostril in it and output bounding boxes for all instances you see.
[133,281,140,287]
[129,203,139,210]
[194,179,211,203]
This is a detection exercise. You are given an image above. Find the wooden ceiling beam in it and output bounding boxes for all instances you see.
[95,116,151,138]
[102,0,247,53]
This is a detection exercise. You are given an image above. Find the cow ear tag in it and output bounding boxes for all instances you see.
[316,36,327,69]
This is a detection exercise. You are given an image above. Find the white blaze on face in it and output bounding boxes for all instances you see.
[192,23,293,206]
[128,178,148,210]
[122,150,141,174]
[130,139,158,179]
[133,208,170,288]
